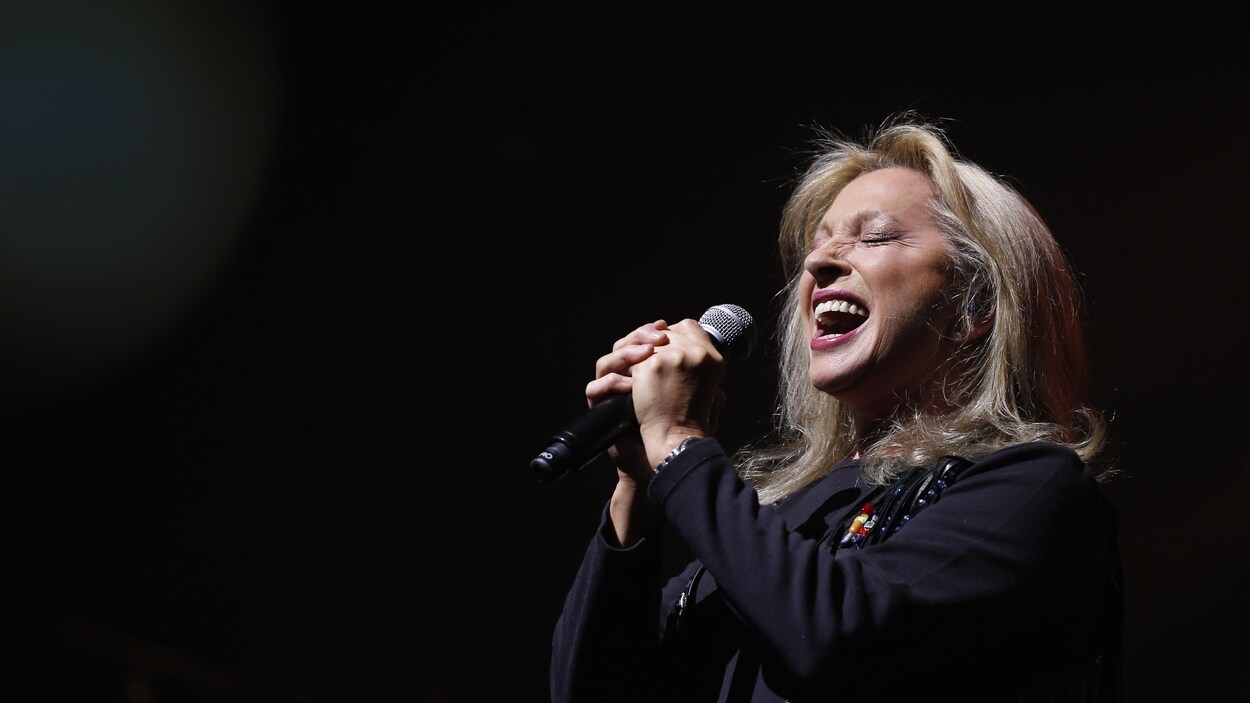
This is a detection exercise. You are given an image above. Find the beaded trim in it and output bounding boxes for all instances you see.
[824,455,970,551]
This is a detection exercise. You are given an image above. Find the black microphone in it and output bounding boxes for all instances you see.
[531,303,757,485]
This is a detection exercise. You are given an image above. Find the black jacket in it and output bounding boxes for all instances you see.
[551,440,1121,702]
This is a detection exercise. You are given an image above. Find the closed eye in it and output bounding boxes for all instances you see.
[860,227,899,243]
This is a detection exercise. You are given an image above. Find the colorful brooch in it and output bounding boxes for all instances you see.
[837,502,877,548]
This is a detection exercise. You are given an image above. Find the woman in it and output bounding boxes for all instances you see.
[550,115,1122,702]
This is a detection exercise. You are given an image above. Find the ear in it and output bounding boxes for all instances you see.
[965,308,994,343]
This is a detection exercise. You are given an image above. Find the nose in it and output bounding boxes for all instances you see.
[804,240,851,286]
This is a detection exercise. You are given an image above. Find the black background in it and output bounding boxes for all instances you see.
[3,4,1248,702]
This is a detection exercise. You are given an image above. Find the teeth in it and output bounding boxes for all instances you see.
[814,299,867,317]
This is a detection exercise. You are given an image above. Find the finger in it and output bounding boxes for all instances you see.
[666,318,723,355]
[596,338,663,380]
[585,373,633,407]
[610,320,669,352]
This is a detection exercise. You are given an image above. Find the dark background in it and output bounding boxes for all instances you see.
[3,3,1247,701]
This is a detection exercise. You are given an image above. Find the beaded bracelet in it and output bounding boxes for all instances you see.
[655,436,701,474]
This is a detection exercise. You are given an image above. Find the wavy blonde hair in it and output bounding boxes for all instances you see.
[738,115,1110,504]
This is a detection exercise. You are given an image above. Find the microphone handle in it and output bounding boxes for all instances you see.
[530,393,636,485]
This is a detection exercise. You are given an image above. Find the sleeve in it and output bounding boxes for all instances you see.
[550,505,693,703]
[647,439,1112,698]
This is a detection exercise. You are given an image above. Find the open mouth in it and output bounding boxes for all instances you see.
[814,299,868,337]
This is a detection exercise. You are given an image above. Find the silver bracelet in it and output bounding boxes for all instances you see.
[655,436,701,473]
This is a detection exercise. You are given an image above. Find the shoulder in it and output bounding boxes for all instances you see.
[969,441,1086,476]
[959,441,1102,509]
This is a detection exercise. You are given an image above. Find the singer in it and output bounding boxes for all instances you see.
[548,114,1123,702]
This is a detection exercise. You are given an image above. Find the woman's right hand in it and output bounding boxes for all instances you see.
[589,319,672,547]
[590,316,729,546]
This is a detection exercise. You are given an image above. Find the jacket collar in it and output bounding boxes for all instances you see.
[771,459,869,534]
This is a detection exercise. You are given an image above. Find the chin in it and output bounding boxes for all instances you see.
[810,373,853,398]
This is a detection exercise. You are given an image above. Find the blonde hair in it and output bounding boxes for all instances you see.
[739,115,1110,504]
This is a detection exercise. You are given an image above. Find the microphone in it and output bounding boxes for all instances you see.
[531,303,756,485]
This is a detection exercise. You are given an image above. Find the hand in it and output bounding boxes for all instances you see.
[622,317,726,471]
[590,317,727,547]
[586,319,668,483]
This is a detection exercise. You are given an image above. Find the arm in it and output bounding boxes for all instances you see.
[550,509,700,703]
[649,440,1113,696]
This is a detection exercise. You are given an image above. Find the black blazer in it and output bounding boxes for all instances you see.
[551,440,1121,702]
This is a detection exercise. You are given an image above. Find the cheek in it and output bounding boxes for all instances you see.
[797,273,817,322]
[875,269,953,334]
[797,270,816,296]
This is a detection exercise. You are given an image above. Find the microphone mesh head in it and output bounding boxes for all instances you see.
[699,303,757,363]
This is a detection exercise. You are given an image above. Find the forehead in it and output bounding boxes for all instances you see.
[821,167,938,227]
